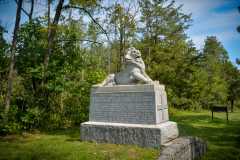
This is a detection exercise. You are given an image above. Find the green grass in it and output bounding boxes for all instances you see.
[170,109,240,160]
[0,129,161,160]
[1,110,239,160]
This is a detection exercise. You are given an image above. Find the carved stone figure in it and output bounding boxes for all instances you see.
[93,47,156,87]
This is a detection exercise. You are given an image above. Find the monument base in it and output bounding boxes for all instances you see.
[81,121,179,149]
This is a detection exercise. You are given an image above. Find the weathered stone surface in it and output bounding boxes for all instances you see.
[81,121,179,149]
[157,154,172,160]
[173,138,191,148]
[183,150,191,160]
[158,136,207,160]
[89,88,169,125]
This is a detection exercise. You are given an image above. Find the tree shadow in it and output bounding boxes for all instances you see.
[66,138,81,142]
[41,127,81,140]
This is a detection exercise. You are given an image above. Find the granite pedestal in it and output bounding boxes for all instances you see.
[81,84,179,149]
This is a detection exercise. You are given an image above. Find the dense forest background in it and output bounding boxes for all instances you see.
[0,0,240,135]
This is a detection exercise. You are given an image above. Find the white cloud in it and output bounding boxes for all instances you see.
[174,0,232,19]
[173,0,240,57]
[190,30,240,49]
[194,10,239,32]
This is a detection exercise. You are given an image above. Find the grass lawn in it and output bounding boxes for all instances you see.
[0,110,239,160]
[0,128,161,160]
[169,109,240,160]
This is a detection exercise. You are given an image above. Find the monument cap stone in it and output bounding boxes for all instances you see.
[91,83,165,93]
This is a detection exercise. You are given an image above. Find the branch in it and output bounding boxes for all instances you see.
[29,0,34,20]
[63,6,113,46]
[35,2,47,7]
[51,49,68,55]
[54,39,102,44]
[34,9,47,14]
[15,0,30,17]
[49,95,71,118]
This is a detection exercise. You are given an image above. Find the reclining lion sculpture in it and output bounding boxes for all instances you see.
[93,47,158,87]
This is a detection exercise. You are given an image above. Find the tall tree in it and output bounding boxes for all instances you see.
[5,0,35,113]
[35,0,64,109]
[200,36,229,106]
[35,0,103,108]
[138,0,192,69]
[0,24,10,103]
[139,0,153,68]
[5,0,23,113]
[224,61,240,112]
[104,0,139,72]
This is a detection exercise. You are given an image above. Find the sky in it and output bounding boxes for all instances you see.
[174,0,240,66]
[0,0,239,67]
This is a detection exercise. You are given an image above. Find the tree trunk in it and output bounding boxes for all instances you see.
[0,74,3,102]
[29,0,34,20]
[108,42,111,75]
[67,5,72,30]
[231,99,234,113]
[155,16,158,45]
[48,0,50,36]
[35,0,64,109]
[147,19,150,68]
[119,7,123,72]
[61,4,72,110]
[5,0,23,113]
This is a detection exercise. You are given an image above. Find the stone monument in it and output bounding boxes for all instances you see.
[81,47,179,149]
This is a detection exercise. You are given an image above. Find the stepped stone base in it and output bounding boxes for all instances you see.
[81,121,179,149]
[158,136,207,160]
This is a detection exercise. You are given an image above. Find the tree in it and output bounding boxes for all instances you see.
[138,0,192,73]
[104,0,139,72]
[0,24,10,103]
[35,0,64,109]
[199,36,229,107]
[35,0,103,108]
[15,18,48,106]
[137,0,197,109]
[4,0,35,114]
[224,61,240,112]
[4,0,23,114]
[138,0,153,68]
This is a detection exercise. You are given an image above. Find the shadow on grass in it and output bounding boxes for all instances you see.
[170,113,240,159]
[41,127,81,139]
[66,138,80,142]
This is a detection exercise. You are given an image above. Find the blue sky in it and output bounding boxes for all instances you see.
[174,0,240,67]
[0,0,239,67]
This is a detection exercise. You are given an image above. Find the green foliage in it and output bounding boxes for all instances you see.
[0,17,107,135]
[0,23,10,103]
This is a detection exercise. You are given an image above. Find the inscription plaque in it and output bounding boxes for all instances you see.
[89,92,156,124]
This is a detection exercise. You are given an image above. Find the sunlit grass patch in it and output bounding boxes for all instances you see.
[170,110,240,160]
[0,129,161,160]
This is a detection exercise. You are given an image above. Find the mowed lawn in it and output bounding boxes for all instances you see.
[170,109,240,160]
[0,128,161,160]
[0,110,240,160]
